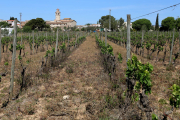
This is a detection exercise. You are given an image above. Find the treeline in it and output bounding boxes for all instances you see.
[98,14,180,32]
[132,16,180,31]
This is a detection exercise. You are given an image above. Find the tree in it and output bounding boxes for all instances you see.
[132,19,151,31]
[24,18,47,31]
[0,22,10,28]
[176,18,180,31]
[10,17,15,20]
[45,24,50,28]
[76,29,79,31]
[155,13,159,31]
[99,15,117,31]
[81,27,85,31]
[24,19,37,30]
[35,18,46,31]
[86,26,96,32]
[141,25,148,32]
[70,26,76,31]
[119,17,124,28]
[160,17,176,31]
[86,23,91,26]
[23,26,32,33]
[1,29,9,36]
[150,25,155,30]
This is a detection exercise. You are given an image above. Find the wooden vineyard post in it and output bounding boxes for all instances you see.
[109,9,111,32]
[156,30,159,43]
[126,14,131,64]
[105,28,107,46]
[75,33,77,48]
[53,31,54,39]
[140,30,144,56]
[29,33,30,41]
[0,27,1,62]
[169,28,175,64]
[124,31,126,47]
[21,29,22,45]
[121,32,122,46]
[63,32,64,43]
[68,32,69,50]
[179,29,180,52]
[102,31,103,41]
[36,33,39,53]
[46,32,48,50]
[9,18,17,100]
[55,28,58,58]
[33,31,34,54]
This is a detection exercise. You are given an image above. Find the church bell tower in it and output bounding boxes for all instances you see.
[55,8,60,21]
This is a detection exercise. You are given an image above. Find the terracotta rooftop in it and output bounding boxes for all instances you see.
[60,20,74,22]
[63,18,71,20]
[46,22,67,24]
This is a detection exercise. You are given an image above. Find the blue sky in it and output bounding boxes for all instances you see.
[0,0,180,25]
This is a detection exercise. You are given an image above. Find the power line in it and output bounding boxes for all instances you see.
[131,3,180,21]
[109,9,111,31]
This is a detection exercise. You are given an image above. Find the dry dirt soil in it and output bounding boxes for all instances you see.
[0,33,179,120]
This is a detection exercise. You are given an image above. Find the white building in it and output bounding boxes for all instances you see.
[76,24,100,29]
[122,22,132,29]
[89,24,100,27]
[76,25,84,29]
[0,28,14,36]
[5,20,20,27]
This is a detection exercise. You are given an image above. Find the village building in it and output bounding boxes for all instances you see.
[122,22,132,29]
[0,19,20,28]
[20,9,76,30]
[21,20,30,28]
[45,9,77,29]
[5,20,20,28]
[76,24,100,29]
[76,25,84,29]
[89,24,100,27]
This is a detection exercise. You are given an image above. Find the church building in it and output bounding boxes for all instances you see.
[46,9,77,29]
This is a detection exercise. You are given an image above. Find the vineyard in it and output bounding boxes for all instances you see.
[0,23,180,120]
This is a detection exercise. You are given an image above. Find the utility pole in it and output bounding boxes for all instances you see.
[20,13,22,45]
[109,9,111,32]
